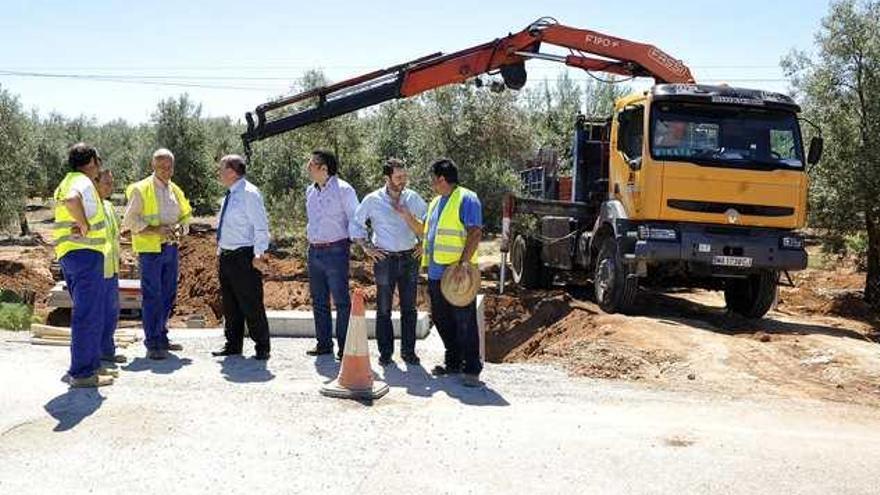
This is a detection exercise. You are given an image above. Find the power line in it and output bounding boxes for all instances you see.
[0,68,790,97]
[0,70,284,91]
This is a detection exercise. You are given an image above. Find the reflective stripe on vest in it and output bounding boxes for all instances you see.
[128,176,193,254]
[102,199,120,277]
[421,186,479,268]
[52,172,108,260]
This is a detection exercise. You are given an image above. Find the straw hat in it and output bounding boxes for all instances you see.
[440,263,481,307]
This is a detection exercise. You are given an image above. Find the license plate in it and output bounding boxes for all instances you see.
[712,255,753,268]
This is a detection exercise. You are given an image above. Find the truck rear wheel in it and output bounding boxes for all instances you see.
[511,234,551,289]
[724,270,778,319]
[593,237,638,313]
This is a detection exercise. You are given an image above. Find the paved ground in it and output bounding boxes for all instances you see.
[2,328,880,495]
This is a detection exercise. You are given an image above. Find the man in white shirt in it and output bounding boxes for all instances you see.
[211,154,272,360]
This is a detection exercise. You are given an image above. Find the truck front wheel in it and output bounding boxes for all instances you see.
[593,237,638,313]
[724,270,778,319]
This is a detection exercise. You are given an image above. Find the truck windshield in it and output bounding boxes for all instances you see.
[650,102,805,170]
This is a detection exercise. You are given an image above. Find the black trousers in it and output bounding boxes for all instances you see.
[428,279,482,375]
[219,246,270,354]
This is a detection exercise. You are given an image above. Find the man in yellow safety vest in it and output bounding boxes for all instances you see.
[97,169,126,366]
[53,143,114,388]
[122,148,192,360]
[419,158,483,388]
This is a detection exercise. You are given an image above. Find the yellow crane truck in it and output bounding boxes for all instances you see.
[238,18,823,318]
[505,84,822,318]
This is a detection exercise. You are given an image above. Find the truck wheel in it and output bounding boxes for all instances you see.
[510,234,551,289]
[593,236,638,313]
[724,270,778,319]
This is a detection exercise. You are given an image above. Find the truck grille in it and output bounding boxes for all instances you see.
[667,199,794,217]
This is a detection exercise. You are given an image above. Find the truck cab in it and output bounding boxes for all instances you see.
[509,84,823,318]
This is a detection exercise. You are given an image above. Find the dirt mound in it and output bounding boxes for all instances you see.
[484,289,575,362]
[173,233,430,325]
[484,288,684,380]
[778,267,878,325]
[175,235,223,325]
[0,251,54,306]
[483,278,880,406]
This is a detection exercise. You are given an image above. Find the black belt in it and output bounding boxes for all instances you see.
[220,246,254,256]
[383,248,415,257]
[309,239,349,249]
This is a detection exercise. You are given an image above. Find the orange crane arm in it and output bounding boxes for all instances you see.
[242,17,693,148]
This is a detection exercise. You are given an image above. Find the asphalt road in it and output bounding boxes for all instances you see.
[1,329,879,495]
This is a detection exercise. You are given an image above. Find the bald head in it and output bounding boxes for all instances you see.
[218,154,246,188]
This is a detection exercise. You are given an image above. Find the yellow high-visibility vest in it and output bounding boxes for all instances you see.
[52,172,108,260]
[102,199,120,277]
[422,186,479,268]
[125,176,192,254]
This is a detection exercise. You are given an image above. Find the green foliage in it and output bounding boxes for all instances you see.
[406,85,534,228]
[845,232,869,270]
[95,119,153,190]
[783,0,880,305]
[0,302,32,331]
[524,73,583,171]
[0,85,34,232]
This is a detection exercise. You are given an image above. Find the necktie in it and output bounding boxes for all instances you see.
[216,190,231,241]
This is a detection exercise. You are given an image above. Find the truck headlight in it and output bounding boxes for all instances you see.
[638,225,678,241]
[780,236,804,249]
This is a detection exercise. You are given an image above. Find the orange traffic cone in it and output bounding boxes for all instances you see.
[320,289,389,400]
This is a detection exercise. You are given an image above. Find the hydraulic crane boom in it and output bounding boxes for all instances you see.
[241,17,694,151]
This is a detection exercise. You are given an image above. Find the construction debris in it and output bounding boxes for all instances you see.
[30,323,140,348]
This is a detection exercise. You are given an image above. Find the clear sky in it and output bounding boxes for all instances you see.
[0,0,830,124]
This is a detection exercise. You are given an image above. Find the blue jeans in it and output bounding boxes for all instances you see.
[101,275,119,358]
[308,243,350,352]
[139,244,179,351]
[60,250,105,379]
[374,253,418,358]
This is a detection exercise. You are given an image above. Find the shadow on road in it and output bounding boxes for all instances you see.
[218,355,275,383]
[122,353,193,374]
[44,389,105,432]
[381,362,510,407]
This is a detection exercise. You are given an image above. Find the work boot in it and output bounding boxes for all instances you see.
[97,367,119,378]
[306,346,333,357]
[167,342,184,352]
[70,374,114,388]
[146,349,167,360]
[461,374,482,388]
[401,353,421,365]
[101,354,128,364]
[431,364,461,376]
[211,347,242,357]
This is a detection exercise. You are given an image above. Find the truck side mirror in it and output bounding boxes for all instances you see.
[615,112,629,153]
[807,136,823,165]
[628,156,642,171]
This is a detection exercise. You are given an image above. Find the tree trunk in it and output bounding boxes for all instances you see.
[865,215,880,310]
[18,211,30,237]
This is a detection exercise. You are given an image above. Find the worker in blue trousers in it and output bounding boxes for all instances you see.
[53,143,115,387]
[97,169,126,365]
[123,149,192,360]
